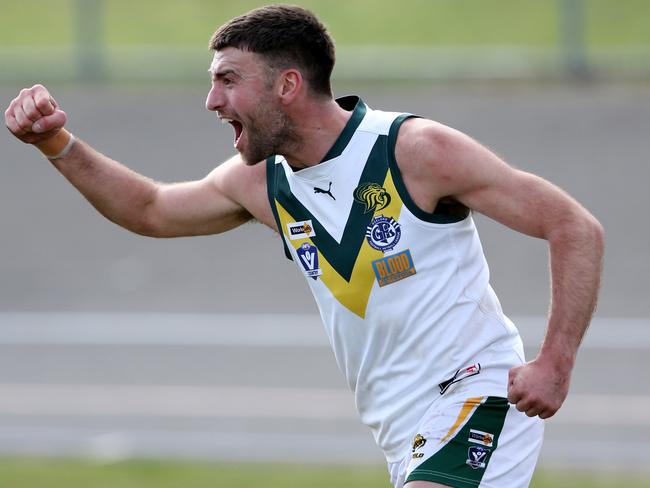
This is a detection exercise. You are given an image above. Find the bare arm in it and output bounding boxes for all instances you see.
[48,141,253,237]
[5,84,259,237]
[396,118,604,419]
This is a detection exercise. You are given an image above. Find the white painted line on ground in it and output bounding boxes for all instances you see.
[0,383,648,426]
[553,393,650,426]
[539,439,650,469]
[0,384,356,420]
[0,425,383,464]
[0,313,327,347]
[0,313,647,349]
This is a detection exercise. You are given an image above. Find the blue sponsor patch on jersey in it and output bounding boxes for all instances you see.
[296,242,323,280]
[466,445,490,469]
[366,215,401,252]
[371,249,416,287]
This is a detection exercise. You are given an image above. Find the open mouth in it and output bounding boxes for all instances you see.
[222,118,243,147]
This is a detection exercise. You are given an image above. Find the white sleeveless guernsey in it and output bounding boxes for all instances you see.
[266,96,525,462]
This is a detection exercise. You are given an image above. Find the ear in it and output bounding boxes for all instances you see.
[276,69,302,104]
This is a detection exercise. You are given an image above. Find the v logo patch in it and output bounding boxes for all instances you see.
[273,141,390,282]
[275,166,403,318]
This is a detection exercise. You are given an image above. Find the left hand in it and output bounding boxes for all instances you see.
[507,356,572,419]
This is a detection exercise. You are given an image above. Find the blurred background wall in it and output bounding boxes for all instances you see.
[1,0,649,479]
[1,0,650,83]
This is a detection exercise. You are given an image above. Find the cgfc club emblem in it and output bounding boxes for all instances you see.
[365,215,401,252]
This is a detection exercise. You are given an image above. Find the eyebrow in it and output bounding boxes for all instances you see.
[208,68,241,80]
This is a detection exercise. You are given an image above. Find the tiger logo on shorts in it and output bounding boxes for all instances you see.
[354,183,391,213]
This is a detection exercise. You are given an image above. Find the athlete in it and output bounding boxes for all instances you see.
[4,5,603,487]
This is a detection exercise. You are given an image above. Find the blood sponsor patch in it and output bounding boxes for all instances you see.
[371,249,416,287]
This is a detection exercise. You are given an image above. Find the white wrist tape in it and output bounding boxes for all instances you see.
[48,134,77,160]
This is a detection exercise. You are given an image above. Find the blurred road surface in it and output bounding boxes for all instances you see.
[0,313,648,469]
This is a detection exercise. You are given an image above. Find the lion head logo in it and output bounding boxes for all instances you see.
[412,434,427,452]
[353,183,391,213]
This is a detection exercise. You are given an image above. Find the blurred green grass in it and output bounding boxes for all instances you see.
[1,0,649,48]
[0,458,649,488]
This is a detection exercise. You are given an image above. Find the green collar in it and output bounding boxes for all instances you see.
[320,95,367,163]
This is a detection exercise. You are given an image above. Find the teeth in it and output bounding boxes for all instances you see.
[220,118,232,124]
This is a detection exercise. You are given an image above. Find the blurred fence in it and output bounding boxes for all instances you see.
[1,0,649,83]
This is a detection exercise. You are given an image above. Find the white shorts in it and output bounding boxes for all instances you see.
[388,393,544,488]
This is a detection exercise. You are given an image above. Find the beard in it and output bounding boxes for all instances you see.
[238,101,301,165]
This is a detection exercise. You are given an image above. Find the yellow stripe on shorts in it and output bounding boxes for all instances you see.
[439,396,484,445]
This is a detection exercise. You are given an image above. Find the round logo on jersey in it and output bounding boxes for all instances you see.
[365,215,401,252]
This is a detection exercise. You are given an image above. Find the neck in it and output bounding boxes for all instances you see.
[281,96,352,169]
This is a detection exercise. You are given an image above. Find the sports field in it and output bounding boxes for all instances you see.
[1,459,649,488]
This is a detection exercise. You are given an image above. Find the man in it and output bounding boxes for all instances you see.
[4,5,603,487]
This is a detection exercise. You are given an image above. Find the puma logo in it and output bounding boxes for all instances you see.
[314,181,335,200]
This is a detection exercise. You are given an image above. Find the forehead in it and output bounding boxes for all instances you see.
[209,47,267,76]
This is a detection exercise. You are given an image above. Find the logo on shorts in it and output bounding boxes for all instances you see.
[371,249,416,287]
[468,429,494,447]
[287,220,315,240]
[296,242,322,280]
[365,215,401,252]
[412,434,427,452]
[411,433,427,459]
[466,445,490,469]
[438,363,481,395]
[354,182,391,213]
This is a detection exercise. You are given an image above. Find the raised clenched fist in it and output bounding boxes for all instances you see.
[4,84,67,146]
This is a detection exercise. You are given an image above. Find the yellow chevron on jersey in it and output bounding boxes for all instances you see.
[274,168,402,318]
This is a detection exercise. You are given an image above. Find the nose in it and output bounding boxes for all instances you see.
[205,83,224,112]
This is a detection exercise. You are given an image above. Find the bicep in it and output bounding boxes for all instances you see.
[148,157,253,237]
[422,124,587,239]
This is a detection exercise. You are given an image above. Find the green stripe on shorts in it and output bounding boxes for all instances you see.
[405,397,509,488]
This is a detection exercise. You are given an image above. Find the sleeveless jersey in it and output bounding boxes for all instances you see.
[265,96,525,462]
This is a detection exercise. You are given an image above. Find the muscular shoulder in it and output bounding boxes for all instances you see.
[208,155,276,229]
[212,154,266,196]
[394,117,478,212]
